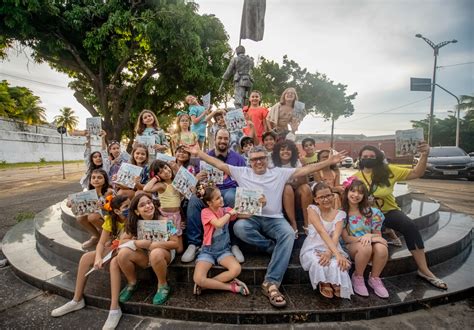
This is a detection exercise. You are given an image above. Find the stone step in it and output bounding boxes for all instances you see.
[3,218,473,324]
[35,201,472,282]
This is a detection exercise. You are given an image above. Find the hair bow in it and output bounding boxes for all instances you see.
[342,176,357,189]
[103,195,114,212]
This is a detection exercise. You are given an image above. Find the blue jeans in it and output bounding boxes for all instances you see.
[233,216,294,286]
[186,187,237,246]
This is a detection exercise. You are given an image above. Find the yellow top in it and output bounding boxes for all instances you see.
[353,164,411,213]
[159,183,181,208]
[301,153,318,166]
[102,215,126,238]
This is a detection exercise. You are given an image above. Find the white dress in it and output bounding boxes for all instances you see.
[300,205,353,299]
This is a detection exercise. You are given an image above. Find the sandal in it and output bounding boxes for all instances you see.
[387,237,403,247]
[417,271,448,290]
[230,278,249,296]
[332,284,341,298]
[119,282,137,303]
[261,282,287,308]
[193,283,201,296]
[153,284,171,305]
[318,283,334,299]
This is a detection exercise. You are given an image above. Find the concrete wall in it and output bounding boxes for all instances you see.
[0,118,101,163]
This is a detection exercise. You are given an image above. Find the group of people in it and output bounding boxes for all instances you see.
[52,90,447,329]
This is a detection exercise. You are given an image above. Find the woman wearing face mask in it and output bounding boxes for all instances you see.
[353,144,447,290]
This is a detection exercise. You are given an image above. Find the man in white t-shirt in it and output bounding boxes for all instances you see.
[188,145,345,308]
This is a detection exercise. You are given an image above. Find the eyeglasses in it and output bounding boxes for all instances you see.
[249,156,267,163]
[316,194,334,201]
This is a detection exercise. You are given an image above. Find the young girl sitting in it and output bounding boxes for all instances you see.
[193,185,249,296]
[70,169,114,249]
[299,182,353,299]
[341,177,389,298]
[51,195,130,318]
[79,129,110,190]
[113,144,150,199]
[134,109,169,154]
[103,193,179,329]
[171,113,198,150]
[143,160,184,253]
[106,135,130,178]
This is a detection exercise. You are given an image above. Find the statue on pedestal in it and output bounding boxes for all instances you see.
[219,46,254,109]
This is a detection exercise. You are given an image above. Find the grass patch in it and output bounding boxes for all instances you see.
[0,160,83,170]
[14,211,35,223]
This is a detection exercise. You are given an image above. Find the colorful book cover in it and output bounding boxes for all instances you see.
[202,92,211,109]
[172,166,197,199]
[293,101,306,121]
[68,190,99,216]
[86,117,102,136]
[395,128,424,157]
[235,187,263,215]
[114,163,143,189]
[137,219,178,242]
[199,161,224,184]
[136,135,156,156]
[225,109,246,132]
[155,152,175,163]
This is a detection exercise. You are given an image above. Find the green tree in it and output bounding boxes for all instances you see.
[0,80,46,124]
[54,107,79,133]
[411,113,474,152]
[253,56,357,146]
[0,81,16,117]
[1,0,230,144]
[458,94,474,114]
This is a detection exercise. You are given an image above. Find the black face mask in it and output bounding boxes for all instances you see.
[360,158,378,169]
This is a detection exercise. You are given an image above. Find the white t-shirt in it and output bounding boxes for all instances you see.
[228,166,296,218]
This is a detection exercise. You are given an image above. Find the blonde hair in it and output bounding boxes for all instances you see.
[135,109,160,135]
[279,87,298,107]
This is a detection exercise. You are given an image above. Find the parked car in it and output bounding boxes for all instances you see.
[423,146,474,181]
[340,156,354,168]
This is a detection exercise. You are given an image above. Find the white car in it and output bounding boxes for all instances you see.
[341,156,354,168]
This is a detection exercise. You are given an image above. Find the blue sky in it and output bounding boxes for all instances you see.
[0,0,472,136]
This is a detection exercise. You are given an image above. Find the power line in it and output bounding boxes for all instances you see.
[437,61,474,68]
[0,72,70,89]
[336,96,431,127]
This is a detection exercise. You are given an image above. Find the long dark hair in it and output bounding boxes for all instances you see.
[342,179,373,218]
[175,145,191,168]
[87,151,103,174]
[317,149,338,171]
[126,192,162,237]
[272,140,299,167]
[149,160,175,181]
[358,145,392,187]
[88,169,110,195]
[109,195,129,239]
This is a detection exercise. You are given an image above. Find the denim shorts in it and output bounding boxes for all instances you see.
[196,247,233,265]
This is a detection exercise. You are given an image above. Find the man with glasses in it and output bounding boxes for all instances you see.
[181,128,247,263]
[189,144,346,308]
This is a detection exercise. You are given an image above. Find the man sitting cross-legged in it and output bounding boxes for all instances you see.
[187,144,346,308]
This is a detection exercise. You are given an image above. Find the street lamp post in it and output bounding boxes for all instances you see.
[415,34,457,146]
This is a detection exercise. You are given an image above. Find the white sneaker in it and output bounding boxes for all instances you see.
[102,309,122,330]
[51,299,85,317]
[181,244,197,263]
[231,245,245,263]
[0,259,8,268]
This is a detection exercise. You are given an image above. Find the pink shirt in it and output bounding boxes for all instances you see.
[244,106,268,141]
[201,207,237,246]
